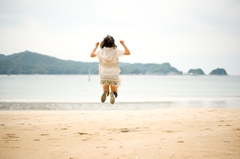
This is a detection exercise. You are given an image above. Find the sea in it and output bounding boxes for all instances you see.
[0,75,240,110]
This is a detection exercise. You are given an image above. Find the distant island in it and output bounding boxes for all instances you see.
[0,51,228,75]
[209,68,228,75]
[188,68,205,75]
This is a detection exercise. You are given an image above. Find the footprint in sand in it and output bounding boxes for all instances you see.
[78,132,88,135]
[135,127,149,130]
[166,130,174,133]
[4,134,19,139]
[96,146,108,149]
[204,128,213,131]
[120,128,130,133]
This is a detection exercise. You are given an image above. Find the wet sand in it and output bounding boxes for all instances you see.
[0,108,240,159]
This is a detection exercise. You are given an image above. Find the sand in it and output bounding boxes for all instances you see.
[0,108,240,159]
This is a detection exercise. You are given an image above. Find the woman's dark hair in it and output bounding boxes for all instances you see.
[100,35,117,48]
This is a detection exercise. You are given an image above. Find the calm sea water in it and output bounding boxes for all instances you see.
[0,75,239,110]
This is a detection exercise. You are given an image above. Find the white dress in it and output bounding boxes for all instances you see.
[96,47,124,86]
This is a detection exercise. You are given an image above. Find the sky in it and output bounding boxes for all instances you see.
[0,0,240,75]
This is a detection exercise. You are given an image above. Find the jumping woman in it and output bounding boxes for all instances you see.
[90,35,130,104]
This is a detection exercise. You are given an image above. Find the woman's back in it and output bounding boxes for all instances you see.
[90,35,130,104]
[96,47,124,80]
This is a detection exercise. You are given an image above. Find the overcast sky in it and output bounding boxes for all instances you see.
[0,0,240,75]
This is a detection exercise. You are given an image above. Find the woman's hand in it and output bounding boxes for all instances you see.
[95,42,99,47]
[120,40,124,45]
[120,40,130,55]
[91,42,99,58]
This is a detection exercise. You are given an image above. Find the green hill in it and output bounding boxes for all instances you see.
[120,63,182,75]
[0,51,182,75]
[0,51,98,74]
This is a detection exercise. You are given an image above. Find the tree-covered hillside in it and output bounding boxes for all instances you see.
[120,63,182,75]
[0,51,183,75]
[0,51,98,74]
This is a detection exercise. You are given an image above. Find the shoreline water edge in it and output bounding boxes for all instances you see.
[0,99,240,110]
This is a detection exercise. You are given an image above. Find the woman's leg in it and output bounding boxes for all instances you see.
[110,86,118,97]
[101,85,109,103]
[102,85,110,93]
[109,86,118,104]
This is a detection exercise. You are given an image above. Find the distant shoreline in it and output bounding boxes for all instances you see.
[1,74,235,76]
[0,51,229,75]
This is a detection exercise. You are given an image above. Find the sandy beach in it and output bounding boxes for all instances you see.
[0,108,239,159]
